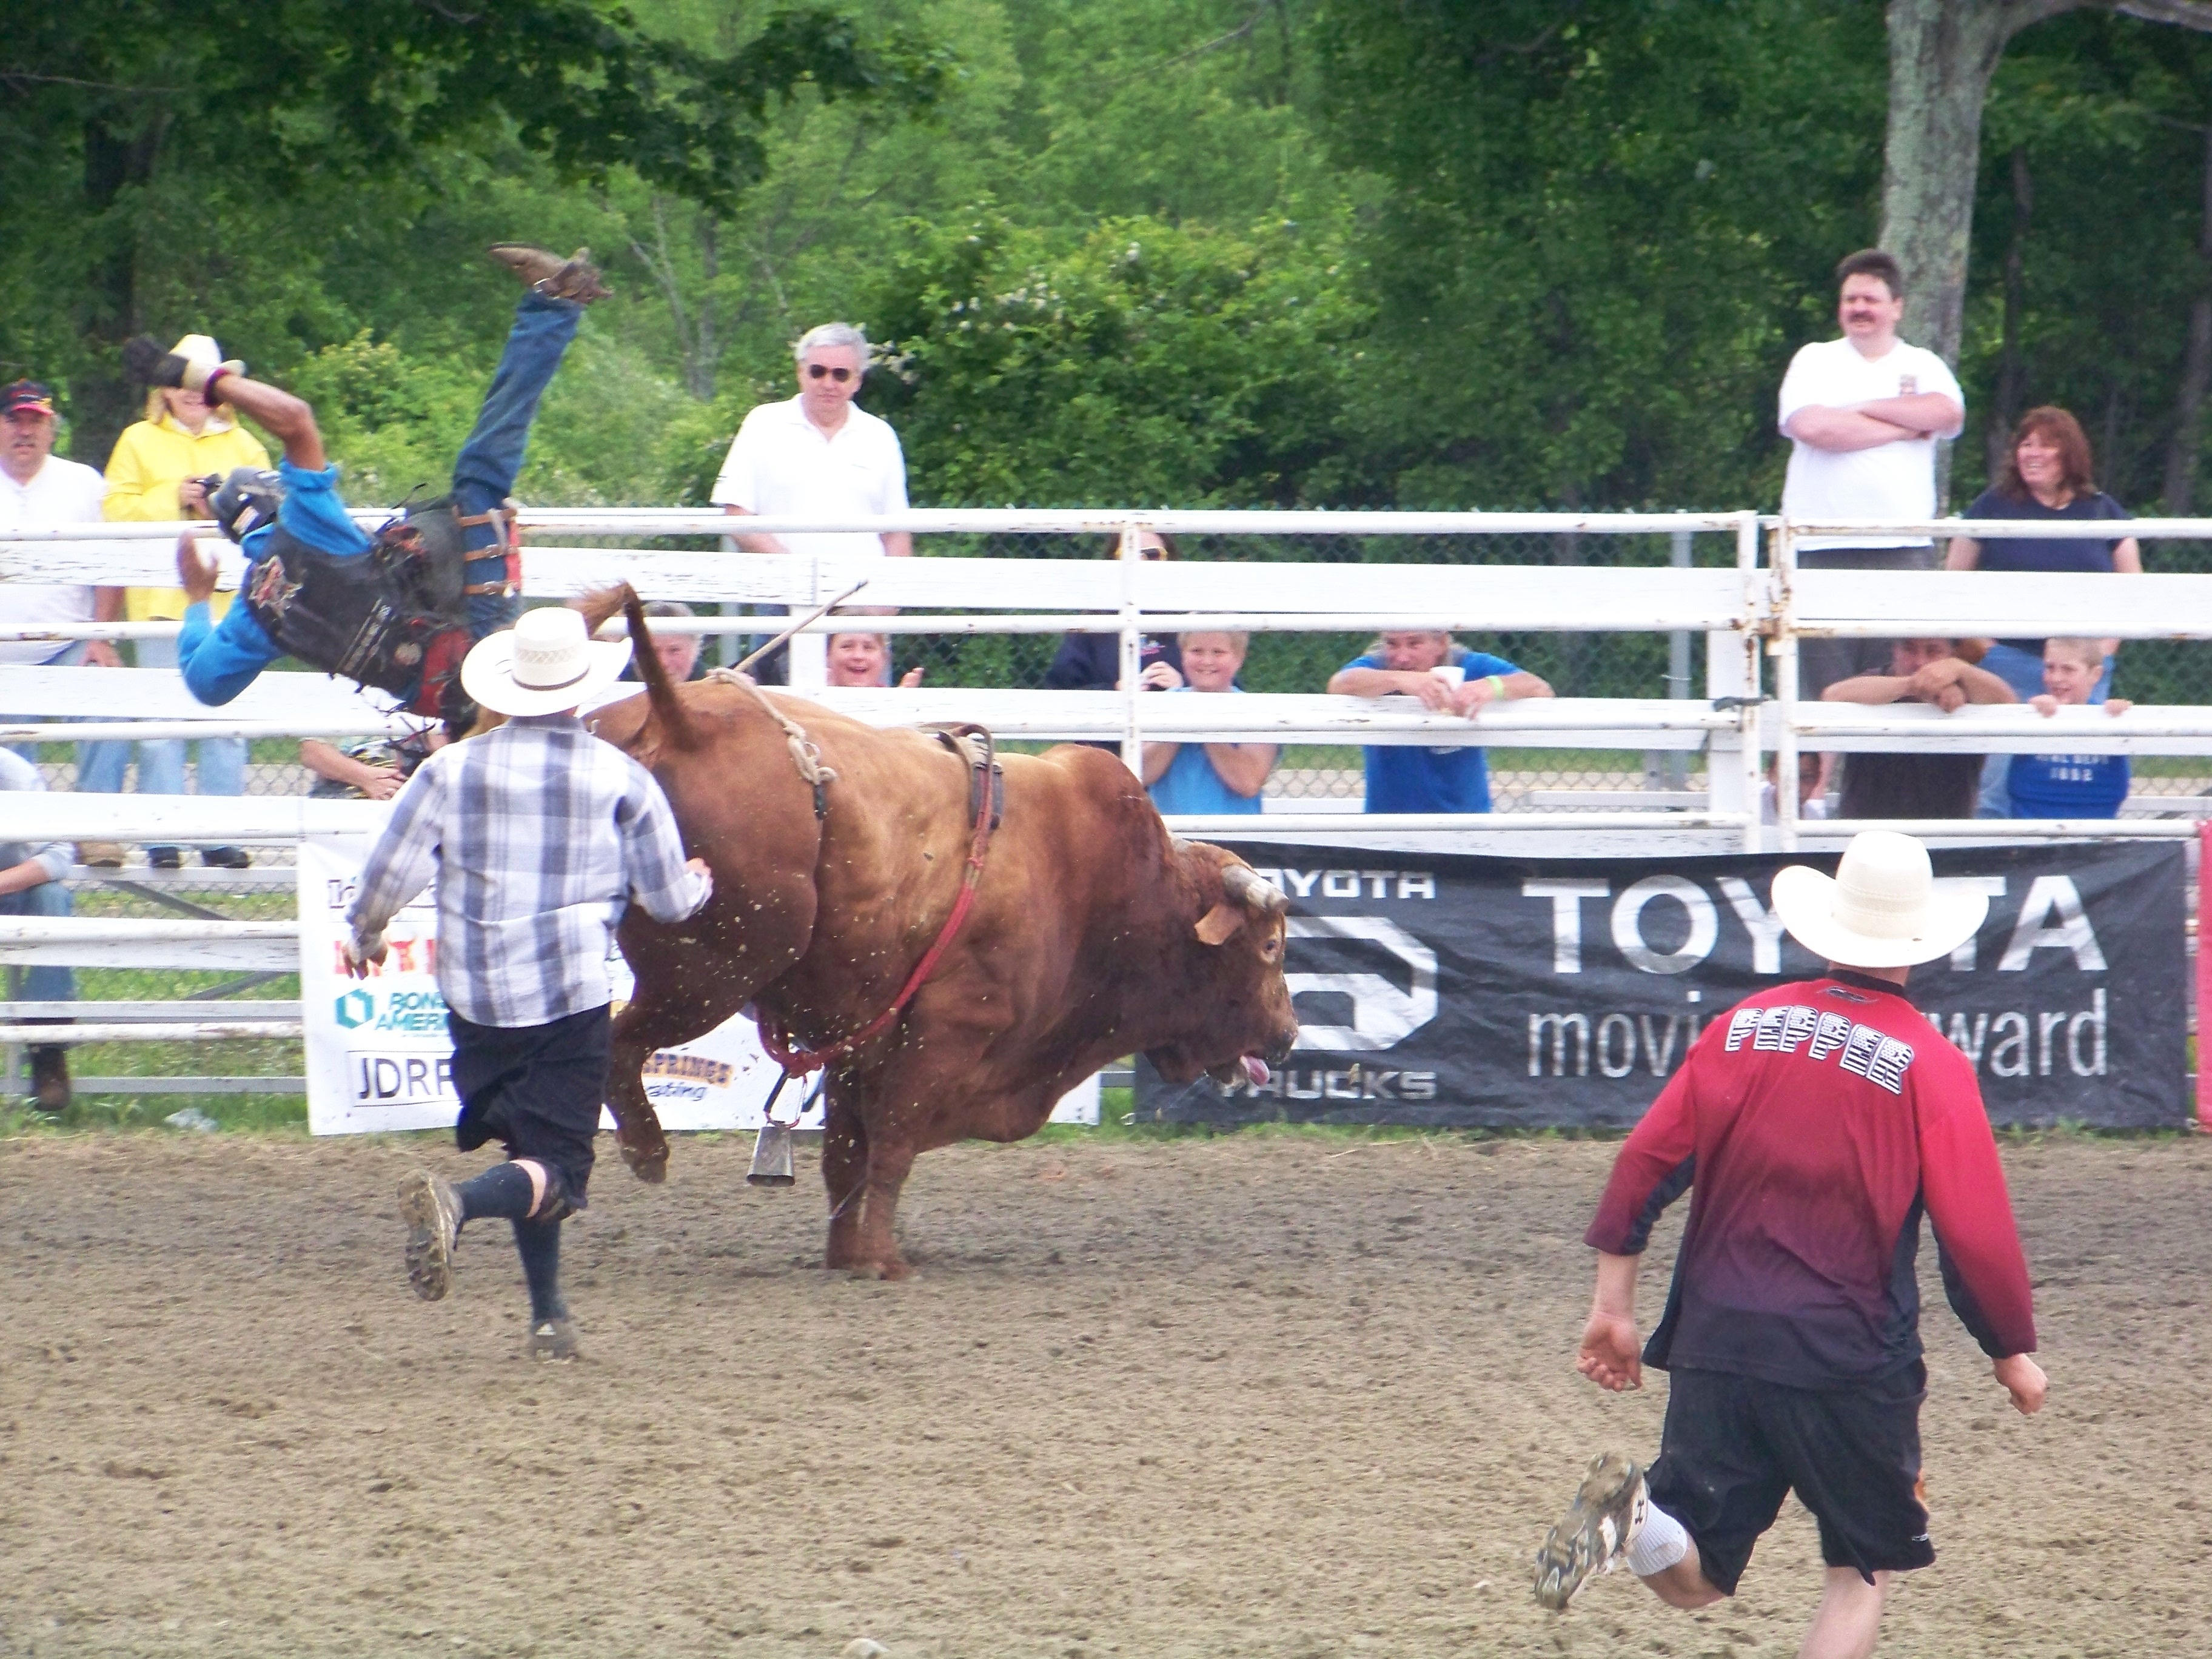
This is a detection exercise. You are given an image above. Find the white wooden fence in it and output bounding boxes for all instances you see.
[5,508,2211,1061]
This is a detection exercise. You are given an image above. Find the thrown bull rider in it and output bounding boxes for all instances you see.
[142,244,609,728]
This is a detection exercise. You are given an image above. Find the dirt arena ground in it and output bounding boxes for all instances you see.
[3,1129,2207,1659]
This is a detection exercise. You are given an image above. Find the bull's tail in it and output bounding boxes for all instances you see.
[615,585,702,751]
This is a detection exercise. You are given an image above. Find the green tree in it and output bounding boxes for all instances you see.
[853,209,1367,509]
[0,0,947,461]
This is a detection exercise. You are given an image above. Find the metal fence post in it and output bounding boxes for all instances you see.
[1738,511,1765,853]
[1119,522,1145,775]
[1647,528,1694,792]
[1772,517,1801,853]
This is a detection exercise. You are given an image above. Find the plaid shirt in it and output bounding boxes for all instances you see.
[346,714,708,1028]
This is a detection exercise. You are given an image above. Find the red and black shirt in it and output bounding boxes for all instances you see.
[1587,971,2037,1388]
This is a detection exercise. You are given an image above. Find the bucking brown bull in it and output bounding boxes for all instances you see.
[580,589,1299,1277]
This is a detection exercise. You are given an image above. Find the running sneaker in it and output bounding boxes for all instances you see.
[1533,1451,1650,1610]
[396,1170,462,1302]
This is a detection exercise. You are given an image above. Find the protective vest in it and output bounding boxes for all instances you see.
[241,500,477,717]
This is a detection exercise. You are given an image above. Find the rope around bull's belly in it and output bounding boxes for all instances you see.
[709,678,997,1080]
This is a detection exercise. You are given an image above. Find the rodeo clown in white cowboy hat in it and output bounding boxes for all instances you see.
[1530,831,2046,1659]
[342,606,713,1361]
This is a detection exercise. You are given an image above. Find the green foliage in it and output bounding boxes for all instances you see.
[861,210,1368,508]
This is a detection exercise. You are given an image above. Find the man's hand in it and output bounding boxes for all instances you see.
[685,856,714,907]
[342,934,389,979]
[356,766,406,802]
[1575,1311,1644,1392]
[79,639,122,668]
[177,535,221,605]
[1993,1352,2047,1415]
[1452,673,1506,718]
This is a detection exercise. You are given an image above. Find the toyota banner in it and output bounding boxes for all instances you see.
[1134,840,2187,1130]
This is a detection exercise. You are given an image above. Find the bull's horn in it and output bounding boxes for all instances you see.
[1221,863,1288,915]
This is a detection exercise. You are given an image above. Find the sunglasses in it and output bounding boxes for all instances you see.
[805,364,855,383]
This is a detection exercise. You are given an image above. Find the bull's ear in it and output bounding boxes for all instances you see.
[1194,903,1245,946]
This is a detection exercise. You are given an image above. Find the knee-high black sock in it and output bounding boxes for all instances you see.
[454,1162,535,1224]
[512,1216,567,1323]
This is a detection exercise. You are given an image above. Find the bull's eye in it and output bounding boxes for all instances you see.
[1261,935,1281,959]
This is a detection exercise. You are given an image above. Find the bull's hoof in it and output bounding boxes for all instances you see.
[620,1138,670,1184]
[850,1257,914,1282]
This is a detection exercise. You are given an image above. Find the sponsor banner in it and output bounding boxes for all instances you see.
[298,838,1098,1134]
[1135,840,2186,1130]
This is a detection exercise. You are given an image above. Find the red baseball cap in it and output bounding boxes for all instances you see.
[2,380,57,417]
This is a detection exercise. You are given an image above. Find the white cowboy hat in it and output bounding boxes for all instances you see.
[460,606,631,717]
[1770,831,1989,970]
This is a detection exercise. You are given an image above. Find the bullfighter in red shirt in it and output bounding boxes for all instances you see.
[1532,831,2046,1659]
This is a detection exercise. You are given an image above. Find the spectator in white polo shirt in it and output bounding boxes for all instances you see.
[711,321,909,687]
[1778,250,1965,702]
[1,380,129,865]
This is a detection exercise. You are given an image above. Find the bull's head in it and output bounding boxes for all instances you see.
[1145,843,1300,1087]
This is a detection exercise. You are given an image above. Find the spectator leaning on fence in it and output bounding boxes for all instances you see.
[0,747,77,1114]
[1778,250,1965,700]
[1949,405,2137,814]
[712,322,910,686]
[1141,630,1275,816]
[825,629,923,689]
[1822,637,2014,820]
[99,335,271,870]
[1327,630,1553,814]
[2007,637,2134,820]
[0,379,127,863]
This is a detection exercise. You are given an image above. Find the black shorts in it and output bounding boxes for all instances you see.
[1646,1364,1932,1596]
[447,1003,611,1210]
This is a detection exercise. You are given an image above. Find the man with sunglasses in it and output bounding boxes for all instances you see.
[711,321,910,686]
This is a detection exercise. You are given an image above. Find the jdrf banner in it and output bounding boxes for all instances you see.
[295,837,1099,1135]
[1136,840,2187,1131]
[296,837,803,1137]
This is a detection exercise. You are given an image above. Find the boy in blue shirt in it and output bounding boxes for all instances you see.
[1327,629,1553,813]
[1142,631,1275,816]
[161,246,608,716]
[2009,636,2133,819]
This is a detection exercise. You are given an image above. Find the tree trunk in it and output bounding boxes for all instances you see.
[1878,0,2024,367]
[1985,146,2034,482]
[694,214,720,402]
[2163,122,2212,514]
[73,113,166,468]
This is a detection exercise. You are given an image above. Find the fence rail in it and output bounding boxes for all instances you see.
[6,508,2211,1088]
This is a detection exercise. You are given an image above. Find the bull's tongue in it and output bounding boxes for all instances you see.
[1242,1054,1270,1087]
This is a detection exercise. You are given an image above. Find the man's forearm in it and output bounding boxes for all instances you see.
[212,377,324,470]
[723,504,789,556]
[1785,406,1923,452]
[0,858,52,899]
[1592,1251,1639,1319]
[1854,392,1963,434]
[1822,674,1912,705]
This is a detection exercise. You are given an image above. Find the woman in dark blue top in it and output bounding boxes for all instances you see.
[1946,406,2140,814]
[1042,529,1185,751]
